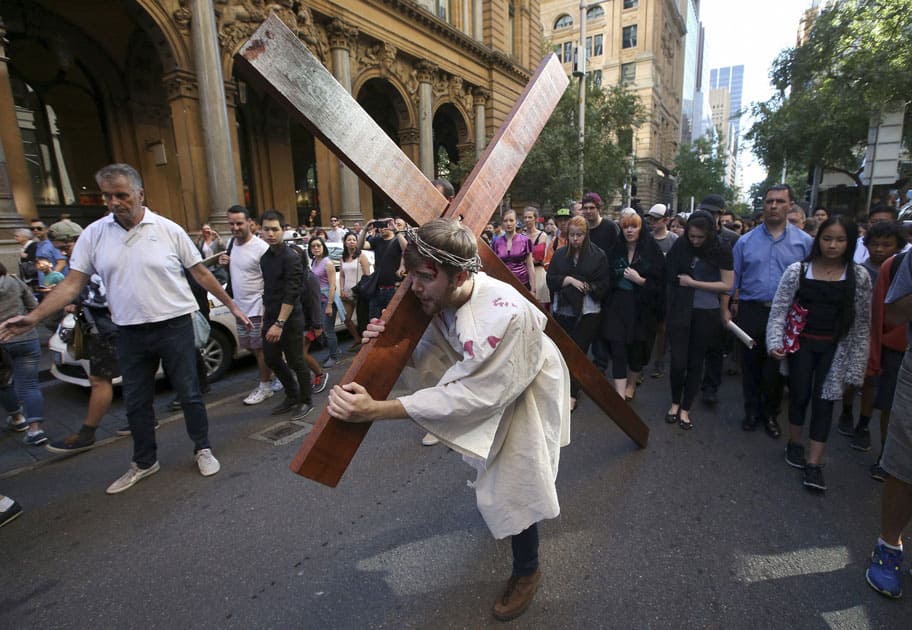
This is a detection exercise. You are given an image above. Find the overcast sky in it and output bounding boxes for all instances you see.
[700,0,814,193]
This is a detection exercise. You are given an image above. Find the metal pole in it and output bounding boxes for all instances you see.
[577,0,586,197]
[866,117,880,212]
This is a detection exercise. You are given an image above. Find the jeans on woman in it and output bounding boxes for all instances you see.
[1,338,43,423]
[322,301,340,360]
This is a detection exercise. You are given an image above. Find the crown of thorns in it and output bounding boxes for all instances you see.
[404,226,482,272]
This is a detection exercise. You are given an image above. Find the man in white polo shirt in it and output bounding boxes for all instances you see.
[0,163,251,494]
[219,205,273,405]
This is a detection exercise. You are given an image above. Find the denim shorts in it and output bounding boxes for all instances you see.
[882,350,912,484]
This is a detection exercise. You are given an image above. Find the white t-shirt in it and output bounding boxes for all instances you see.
[227,235,269,317]
[326,227,346,243]
[69,208,202,326]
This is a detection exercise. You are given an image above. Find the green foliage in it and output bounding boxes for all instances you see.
[510,76,645,208]
[747,0,912,181]
[673,131,735,204]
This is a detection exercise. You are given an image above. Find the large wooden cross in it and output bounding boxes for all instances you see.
[236,15,648,487]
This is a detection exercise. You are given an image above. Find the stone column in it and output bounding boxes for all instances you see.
[0,18,34,224]
[328,19,361,225]
[473,88,489,158]
[473,0,483,42]
[416,61,437,179]
[189,0,238,224]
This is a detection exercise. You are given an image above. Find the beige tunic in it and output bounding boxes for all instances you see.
[399,273,571,539]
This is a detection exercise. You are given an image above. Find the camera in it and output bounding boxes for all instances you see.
[371,219,392,229]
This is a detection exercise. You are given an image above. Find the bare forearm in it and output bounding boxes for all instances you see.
[369,398,409,421]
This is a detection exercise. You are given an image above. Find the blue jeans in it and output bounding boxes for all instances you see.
[0,338,43,423]
[117,315,209,468]
[322,301,340,360]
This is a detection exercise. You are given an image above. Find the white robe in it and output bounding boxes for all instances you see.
[398,273,571,539]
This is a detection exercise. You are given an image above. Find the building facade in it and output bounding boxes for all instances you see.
[541,0,686,208]
[0,0,541,244]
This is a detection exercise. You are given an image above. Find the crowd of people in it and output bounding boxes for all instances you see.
[1,165,911,608]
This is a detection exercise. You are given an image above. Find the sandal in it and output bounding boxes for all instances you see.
[678,417,694,430]
[665,409,678,424]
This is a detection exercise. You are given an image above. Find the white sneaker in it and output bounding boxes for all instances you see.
[195,448,221,476]
[270,377,284,392]
[106,461,160,494]
[243,384,274,405]
[421,432,440,446]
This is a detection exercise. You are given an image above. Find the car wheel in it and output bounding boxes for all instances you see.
[201,326,233,382]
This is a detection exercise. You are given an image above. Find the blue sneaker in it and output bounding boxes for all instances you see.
[866,542,903,598]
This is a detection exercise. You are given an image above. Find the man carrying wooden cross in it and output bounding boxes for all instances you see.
[328,218,570,622]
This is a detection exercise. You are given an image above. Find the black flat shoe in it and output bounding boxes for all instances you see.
[678,417,694,430]
[765,418,781,439]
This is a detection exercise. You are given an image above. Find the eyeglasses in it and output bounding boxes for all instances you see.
[31,226,45,231]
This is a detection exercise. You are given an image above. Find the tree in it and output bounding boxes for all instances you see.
[509,76,645,209]
[746,0,912,190]
[673,131,735,207]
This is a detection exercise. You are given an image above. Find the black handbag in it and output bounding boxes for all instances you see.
[352,272,379,301]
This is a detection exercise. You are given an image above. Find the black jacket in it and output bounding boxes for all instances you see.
[260,244,303,327]
[546,243,610,316]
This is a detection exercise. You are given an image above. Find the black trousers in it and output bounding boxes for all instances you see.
[511,523,539,576]
[736,301,784,420]
[262,321,312,405]
[670,308,721,411]
[787,336,837,442]
[555,312,600,398]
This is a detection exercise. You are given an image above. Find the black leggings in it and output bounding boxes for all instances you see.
[669,308,721,411]
[555,312,600,398]
[606,338,649,379]
[787,336,837,442]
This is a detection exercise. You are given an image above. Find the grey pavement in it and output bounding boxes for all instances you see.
[1,351,910,628]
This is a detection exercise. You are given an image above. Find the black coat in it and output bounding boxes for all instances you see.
[546,243,610,316]
[602,236,666,341]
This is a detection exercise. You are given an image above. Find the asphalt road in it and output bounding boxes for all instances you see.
[1,359,909,629]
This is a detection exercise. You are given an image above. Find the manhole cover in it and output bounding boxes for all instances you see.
[250,420,313,445]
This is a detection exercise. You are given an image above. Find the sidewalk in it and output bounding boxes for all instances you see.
[0,336,351,479]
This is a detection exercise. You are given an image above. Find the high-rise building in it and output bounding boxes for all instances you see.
[0,1,540,246]
[541,0,687,207]
[708,64,744,186]
[680,0,707,144]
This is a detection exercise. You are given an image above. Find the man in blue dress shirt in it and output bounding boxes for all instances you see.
[722,185,813,438]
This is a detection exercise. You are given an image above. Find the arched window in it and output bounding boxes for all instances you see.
[587,6,605,20]
[554,14,573,30]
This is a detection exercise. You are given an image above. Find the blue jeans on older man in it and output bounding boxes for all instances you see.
[117,314,210,469]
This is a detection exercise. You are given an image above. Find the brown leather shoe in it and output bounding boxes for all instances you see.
[493,569,542,621]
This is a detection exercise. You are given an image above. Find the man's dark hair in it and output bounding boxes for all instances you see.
[868,204,898,220]
[261,209,285,225]
[432,178,455,199]
[227,205,251,219]
[864,219,905,248]
[766,184,796,202]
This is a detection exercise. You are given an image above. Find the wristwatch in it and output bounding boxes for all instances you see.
[275,319,285,328]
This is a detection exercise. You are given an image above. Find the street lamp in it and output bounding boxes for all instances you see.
[576,1,608,197]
